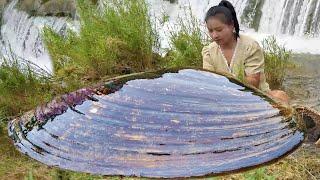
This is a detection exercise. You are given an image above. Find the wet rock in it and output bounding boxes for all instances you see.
[240,0,265,31]
[37,0,76,18]
[17,0,76,18]
[0,0,9,9]
[0,0,10,21]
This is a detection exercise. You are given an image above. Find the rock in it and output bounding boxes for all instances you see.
[0,0,9,13]
[0,0,9,8]
[37,0,76,18]
[0,0,9,26]
[17,0,76,18]
[17,0,41,15]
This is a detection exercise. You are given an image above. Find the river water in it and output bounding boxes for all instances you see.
[284,54,320,111]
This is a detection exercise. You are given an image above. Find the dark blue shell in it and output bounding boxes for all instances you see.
[8,69,304,178]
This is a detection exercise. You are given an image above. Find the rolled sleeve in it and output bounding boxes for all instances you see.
[244,42,264,75]
[202,45,215,71]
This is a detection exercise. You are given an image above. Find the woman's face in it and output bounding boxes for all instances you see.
[206,16,234,46]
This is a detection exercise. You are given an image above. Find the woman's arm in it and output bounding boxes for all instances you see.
[202,45,215,71]
[244,41,264,89]
[245,72,260,88]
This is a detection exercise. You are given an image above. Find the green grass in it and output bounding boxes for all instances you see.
[262,36,293,89]
[0,59,53,119]
[43,0,159,90]
[205,146,319,180]
[163,6,208,68]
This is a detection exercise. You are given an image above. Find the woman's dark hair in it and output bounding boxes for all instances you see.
[205,0,240,38]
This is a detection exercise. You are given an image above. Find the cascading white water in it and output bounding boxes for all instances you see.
[259,0,320,37]
[0,0,72,72]
[149,0,320,37]
[148,0,249,23]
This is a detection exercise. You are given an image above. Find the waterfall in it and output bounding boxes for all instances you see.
[147,0,249,22]
[0,0,71,72]
[259,0,320,37]
[151,0,320,38]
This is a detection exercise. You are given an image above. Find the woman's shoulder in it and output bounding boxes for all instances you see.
[239,34,261,49]
[202,42,218,53]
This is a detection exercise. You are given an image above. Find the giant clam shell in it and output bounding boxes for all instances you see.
[8,68,304,178]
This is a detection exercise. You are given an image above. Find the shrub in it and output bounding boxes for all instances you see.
[262,36,292,89]
[0,59,52,119]
[164,7,208,68]
[43,0,159,87]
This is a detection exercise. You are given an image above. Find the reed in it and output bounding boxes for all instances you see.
[262,36,292,89]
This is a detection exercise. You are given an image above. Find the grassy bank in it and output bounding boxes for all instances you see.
[262,36,293,89]
[43,0,159,90]
[163,7,208,68]
[0,0,318,179]
[0,59,53,120]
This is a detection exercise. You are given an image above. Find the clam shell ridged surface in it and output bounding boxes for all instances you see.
[8,69,304,178]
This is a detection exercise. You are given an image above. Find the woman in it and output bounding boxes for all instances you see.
[202,0,289,103]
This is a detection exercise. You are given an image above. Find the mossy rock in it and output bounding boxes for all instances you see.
[240,0,265,31]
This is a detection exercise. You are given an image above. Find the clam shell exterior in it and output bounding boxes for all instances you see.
[8,69,304,178]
